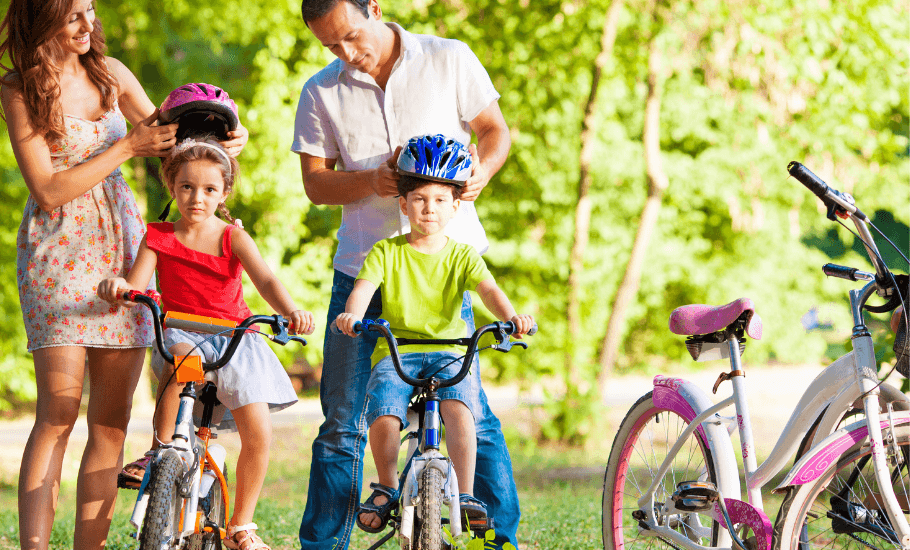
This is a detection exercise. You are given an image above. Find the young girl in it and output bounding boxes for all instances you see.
[98,137,313,550]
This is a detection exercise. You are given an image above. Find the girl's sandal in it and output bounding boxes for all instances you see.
[117,450,156,490]
[223,523,270,550]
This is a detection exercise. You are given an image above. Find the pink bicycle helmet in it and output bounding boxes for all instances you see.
[159,83,239,141]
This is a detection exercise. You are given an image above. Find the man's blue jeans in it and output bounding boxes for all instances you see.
[298,270,520,549]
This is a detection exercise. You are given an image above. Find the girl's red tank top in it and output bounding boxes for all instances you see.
[146,222,252,323]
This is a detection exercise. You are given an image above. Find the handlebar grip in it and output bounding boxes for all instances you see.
[504,321,537,336]
[329,320,364,335]
[787,161,829,197]
[822,263,874,282]
[123,289,162,303]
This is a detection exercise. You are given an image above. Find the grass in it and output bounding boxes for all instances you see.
[0,413,609,550]
[0,385,800,550]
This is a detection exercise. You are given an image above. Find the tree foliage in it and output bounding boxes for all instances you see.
[0,0,906,444]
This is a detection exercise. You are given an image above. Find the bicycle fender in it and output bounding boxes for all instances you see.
[653,376,742,502]
[775,409,910,490]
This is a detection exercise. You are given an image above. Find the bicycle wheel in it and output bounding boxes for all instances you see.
[778,424,910,549]
[187,465,228,550]
[139,453,188,550]
[602,392,720,549]
[418,466,444,550]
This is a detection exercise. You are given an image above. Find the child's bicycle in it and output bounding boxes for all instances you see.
[122,290,306,550]
[602,161,909,549]
[344,318,536,550]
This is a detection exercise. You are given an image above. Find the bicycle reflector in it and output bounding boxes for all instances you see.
[174,355,204,383]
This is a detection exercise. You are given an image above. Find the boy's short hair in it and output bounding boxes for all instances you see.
[397,175,464,200]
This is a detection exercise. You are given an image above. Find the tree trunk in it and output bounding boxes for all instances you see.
[597,1,668,388]
[564,0,625,384]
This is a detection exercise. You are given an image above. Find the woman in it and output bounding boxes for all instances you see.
[0,0,247,548]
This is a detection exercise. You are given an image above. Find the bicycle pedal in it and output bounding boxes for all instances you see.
[464,515,494,533]
[671,481,719,512]
[116,473,141,490]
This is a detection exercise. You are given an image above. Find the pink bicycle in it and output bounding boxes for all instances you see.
[602,161,909,549]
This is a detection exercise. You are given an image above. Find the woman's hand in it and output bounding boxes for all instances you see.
[123,109,177,158]
[220,123,249,158]
[289,309,316,335]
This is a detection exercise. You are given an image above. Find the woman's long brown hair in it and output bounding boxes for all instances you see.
[0,0,118,142]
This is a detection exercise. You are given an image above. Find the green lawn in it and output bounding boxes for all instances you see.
[0,419,607,550]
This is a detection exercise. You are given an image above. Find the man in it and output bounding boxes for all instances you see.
[291,0,518,548]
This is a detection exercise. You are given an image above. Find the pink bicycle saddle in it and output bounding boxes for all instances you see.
[669,298,762,340]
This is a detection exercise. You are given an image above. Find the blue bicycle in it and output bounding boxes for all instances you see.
[346,319,536,550]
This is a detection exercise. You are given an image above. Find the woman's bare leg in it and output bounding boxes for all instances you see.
[73,346,145,550]
[18,346,87,550]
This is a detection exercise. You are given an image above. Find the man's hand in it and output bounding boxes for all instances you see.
[370,146,402,198]
[460,143,489,202]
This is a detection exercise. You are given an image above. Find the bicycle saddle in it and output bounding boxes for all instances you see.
[669,298,763,340]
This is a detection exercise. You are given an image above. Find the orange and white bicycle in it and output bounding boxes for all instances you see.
[123,290,306,550]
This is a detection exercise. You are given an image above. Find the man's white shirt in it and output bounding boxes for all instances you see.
[292,23,498,277]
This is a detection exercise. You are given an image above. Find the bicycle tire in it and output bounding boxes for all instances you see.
[418,466,444,550]
[602,391,720,549]
[139,453,187,550]
[777,424,910,549]
[187,464,228,550]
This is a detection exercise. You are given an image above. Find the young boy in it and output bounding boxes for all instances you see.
[334,134,535,534]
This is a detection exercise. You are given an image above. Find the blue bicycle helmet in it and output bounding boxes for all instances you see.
[397,134,473,186]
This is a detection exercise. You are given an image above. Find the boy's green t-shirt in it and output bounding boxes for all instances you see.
[357,235,494,366]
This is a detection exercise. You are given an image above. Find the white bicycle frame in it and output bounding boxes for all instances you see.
[637,211,910,549]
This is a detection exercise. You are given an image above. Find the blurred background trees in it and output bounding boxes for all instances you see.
[0,0,906,443]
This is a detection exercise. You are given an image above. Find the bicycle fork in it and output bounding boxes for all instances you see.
[850,285,910,547]
[399,393,463,544]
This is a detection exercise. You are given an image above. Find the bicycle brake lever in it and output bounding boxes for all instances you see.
[492,339,528,353]
[289,335,308,346]
[270,315,291,345]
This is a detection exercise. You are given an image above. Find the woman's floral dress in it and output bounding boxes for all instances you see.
[16,102,153,351]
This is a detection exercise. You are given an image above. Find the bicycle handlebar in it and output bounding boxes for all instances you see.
[125,290,306,371]
[350,318,536,389]
[787,161,869,222]
[788,161,891,286]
